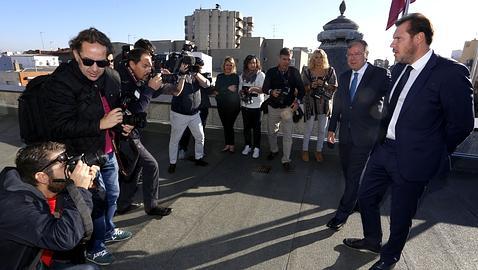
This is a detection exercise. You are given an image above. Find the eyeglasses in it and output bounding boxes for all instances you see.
[347,53,365,58]
[40,152,69,172]
[79,54,110,68]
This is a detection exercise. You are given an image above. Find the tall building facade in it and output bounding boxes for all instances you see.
[185,7,253,52]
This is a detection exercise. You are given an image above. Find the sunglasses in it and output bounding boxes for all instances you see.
[79,55,110,68]
[40,152,70,172]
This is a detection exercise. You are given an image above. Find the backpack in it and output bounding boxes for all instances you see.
[18,75,51,144]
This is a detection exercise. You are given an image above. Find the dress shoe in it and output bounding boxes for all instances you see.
[195,158,208,166]
[116,203,143,215]
[282,162,293,172]
[343,238,381,254]
[221,146,230,152]
[326,217,346,231]
[315,151,324,162]
[168,164,176,174]
[301,151,309,162]
[369,260,396,270]
[147,207,172,217]
[267,151,279,160]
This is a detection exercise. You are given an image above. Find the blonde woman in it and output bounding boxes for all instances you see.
[214,57,240,153]
[301,49,337,162]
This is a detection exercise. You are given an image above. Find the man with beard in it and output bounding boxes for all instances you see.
[0,142,98,270]
[343,13,475,270]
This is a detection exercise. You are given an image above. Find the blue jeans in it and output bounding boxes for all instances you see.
[89,152,119,253]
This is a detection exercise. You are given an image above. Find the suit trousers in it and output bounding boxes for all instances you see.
[267,106,293,163]
[169,111,205,164]
[358,139,426,264]
[117,138,160,213]
[334,141,371,221]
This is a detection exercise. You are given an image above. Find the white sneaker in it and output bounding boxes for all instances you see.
[242,145,252,155]
[252,148,260,159]
[178,149,186,160]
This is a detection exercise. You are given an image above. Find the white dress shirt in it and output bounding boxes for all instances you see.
[386,49,433,140]
[349,62,369,91]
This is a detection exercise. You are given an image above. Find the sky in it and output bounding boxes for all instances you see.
[0,0,476,62]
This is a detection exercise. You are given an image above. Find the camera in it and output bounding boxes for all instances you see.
[66,152,108,172]
[274,87,290,106]
[311,80,333,100]
[120,91,148,129]
[240,86,258,104]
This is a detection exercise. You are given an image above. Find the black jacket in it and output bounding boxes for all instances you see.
[329,64,390,147]
[44,61,121,155]
[0,168,93,270]
[262,66,305,108]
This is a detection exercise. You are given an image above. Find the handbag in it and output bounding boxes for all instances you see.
[293,105,304,123]
[112,136,139,181]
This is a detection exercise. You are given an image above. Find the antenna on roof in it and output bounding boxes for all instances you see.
[216,4,221,10]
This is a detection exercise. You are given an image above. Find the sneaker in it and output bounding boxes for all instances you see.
[168,163,176,174]
[105,228,132,244]
[195,158,209,166]
[282,162,294,172]
[178,149,186,160]
[252,148,260,159]
[86,249,115,266]
[242,145,252,155]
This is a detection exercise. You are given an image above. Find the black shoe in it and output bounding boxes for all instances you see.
[343,238,381,254]
[116,203,143,215]
[282,162,294,172]
[195,158,208,166]
[267,151,279,160]
[168,164,176,174]
[326,217,346,231]
[147,207,172,217]
[369,260,396,270]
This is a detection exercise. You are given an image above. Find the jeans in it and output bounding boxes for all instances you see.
[169,111,205,164]
[89,152,119,253]
[302,114,328,152]
[241,107,262,148]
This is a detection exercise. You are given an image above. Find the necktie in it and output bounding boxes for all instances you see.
[349,72,359,102]
[387,65,413,117]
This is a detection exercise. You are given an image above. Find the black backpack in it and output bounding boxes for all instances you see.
[18,75,51,144]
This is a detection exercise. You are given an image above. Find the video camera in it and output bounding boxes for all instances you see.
[150,42,201,80]
[240,86,258,105]
[120,90,147,129]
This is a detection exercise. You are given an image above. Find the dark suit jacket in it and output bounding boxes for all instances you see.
[329,63,390,147]
[380,53,475,182]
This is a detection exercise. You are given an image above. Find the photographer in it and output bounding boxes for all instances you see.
[115,47,173,217]
[300,49,337,163]
[168,56,210,173]
[0,142,98,270]
[178,57,213,159]
[239,55,266,159]
[44,28,132,265]
[262,48,305,171]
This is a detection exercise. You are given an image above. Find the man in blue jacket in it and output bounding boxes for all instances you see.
[0,142,98,270]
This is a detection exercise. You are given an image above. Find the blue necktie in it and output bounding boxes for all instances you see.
[349,72,359,102]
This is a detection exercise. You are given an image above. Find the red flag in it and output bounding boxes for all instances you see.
[386,0,416,30]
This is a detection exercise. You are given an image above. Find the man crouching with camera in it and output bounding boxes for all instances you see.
[115,47,173,217]
[0,142,99,270]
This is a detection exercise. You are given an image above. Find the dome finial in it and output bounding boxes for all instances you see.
[340,0,346,16]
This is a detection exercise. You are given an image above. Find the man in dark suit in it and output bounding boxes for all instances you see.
[343,13,475,270]
[326,40,390,231]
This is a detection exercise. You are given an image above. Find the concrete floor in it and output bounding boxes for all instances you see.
[0,108,477,270]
